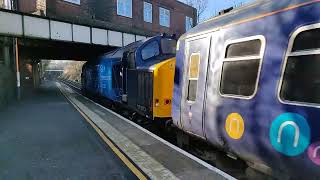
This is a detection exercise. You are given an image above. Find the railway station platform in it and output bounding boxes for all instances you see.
[58,82,235,180]
[0,81,136,179]
[0,80,235,180]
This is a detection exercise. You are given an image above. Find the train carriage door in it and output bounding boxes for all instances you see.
[181,36,211,137]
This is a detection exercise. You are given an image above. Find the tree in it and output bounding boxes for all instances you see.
[185,0,208,23]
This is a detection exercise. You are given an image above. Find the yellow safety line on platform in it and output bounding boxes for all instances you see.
[57,84,148,180]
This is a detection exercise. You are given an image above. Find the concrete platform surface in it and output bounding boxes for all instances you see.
[0,81,137,180]
[58,82,236,180]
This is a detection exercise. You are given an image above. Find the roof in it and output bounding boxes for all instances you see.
[183,0,315,38]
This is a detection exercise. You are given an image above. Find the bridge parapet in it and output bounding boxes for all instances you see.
[0,9,147,47]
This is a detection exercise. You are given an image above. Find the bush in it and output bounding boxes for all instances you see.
[61,61,86,82]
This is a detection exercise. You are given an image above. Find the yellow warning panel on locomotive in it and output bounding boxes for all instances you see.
[153,58,176,119]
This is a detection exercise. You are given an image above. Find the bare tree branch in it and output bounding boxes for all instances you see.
[185,0,208,23]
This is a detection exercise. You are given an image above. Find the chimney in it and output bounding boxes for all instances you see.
[219,7,233,15]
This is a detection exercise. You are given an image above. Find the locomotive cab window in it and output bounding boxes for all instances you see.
[141,41,160,60]
[220,36,265,98]
[161,38,177,55]
[280,25,320,105]
[187,53,200,101]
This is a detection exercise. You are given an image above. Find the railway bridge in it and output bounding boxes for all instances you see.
[0,7,148,104]
[0,0,196,105]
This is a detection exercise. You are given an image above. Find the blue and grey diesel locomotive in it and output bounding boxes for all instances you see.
[173,0,320,179]
[81,41,141,101]
[81,35,177,120]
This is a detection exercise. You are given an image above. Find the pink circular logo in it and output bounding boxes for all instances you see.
[308,142,320,165]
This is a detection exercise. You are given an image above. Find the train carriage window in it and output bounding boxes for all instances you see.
[292,28,320,52]
[226,39,261,58]
[141,41,160,60]
[220,37,265,98]
[187,53,200,101]
[280,26,320,105]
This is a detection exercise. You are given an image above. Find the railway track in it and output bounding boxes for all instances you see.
[60,79,275,180]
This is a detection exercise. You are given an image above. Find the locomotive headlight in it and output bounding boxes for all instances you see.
[155,99,160,107]
[165,99,172,105]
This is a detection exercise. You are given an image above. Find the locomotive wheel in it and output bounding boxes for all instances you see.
[121,109,130,119]
[129,112,137,121]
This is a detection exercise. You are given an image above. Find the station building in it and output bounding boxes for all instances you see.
[17,0,196,37]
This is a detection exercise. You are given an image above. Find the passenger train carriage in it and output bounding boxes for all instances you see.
[173,0,320,179]
[82,35,176,121]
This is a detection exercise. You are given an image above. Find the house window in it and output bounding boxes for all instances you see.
[63,0,80,5]
[4,0,12,9]
[185,16,193,31]
[144,2,152,23]
[280,25,320,105]
[117,0,132,18]
[187,53,200,101]
[159,7,170,27]
[220,36,265,98]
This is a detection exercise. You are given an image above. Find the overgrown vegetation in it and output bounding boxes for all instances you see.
[60,61,86,82]
[41,60,86,82]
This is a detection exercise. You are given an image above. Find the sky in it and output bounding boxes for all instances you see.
[180,0,255,21]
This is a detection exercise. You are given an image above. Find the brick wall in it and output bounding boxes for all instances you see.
[20,0,196,37]
[19,0,37,13]
[18,0,46,15]
[47,0,91,20]
[108,0,196,36]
